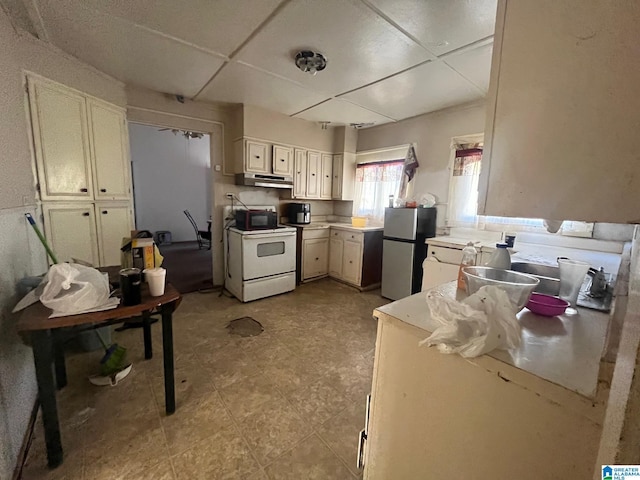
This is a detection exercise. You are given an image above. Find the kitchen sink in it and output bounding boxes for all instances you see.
[510,262,560,296]
[510,261,613,312]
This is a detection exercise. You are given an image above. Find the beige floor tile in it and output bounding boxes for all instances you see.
[238,397,309,465]
[264,434,353,480]
[129,459,176,480]
[244,468,269,480]
[21,423,85,480]
[161,390,236,455]
[316,402,366,477]
[218,374,285,421]
[285,378,350,426]
[171,424,259,480]
[148,360,218,412]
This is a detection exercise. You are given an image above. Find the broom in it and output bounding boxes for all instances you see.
[95,329,128,377]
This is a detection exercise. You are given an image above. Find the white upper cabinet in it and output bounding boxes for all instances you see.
[42,203,99,265]
[306,151,321,198]
[272,145,293,176]
[293,149,307,198]
[29,78,93,201]
[479,0,640,223]
[245,140,270,173]
[88,100,130,200]
[320,153,333,200]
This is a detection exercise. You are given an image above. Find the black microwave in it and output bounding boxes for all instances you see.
[235,209,278,230]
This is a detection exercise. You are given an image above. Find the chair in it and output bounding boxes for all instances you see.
[183,210,211,249]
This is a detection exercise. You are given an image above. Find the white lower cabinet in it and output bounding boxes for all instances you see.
[329,229,365,287]
[42,202,132,267]
[302,238,329,281]
[329,237,344,277]
[342,240,362,285]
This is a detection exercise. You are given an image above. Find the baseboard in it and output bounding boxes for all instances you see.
[12,398,39,480]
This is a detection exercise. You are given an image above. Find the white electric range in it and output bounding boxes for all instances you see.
[223,206,296,302]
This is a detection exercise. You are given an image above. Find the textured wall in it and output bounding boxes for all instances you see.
[356,102,486,227]
[0,9,125,478]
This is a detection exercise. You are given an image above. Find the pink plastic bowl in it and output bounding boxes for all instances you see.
[526,293,569,317]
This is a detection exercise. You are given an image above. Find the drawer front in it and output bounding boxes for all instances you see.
[302,227,330,240]
[332,229,364,244]
[426,245,463,265]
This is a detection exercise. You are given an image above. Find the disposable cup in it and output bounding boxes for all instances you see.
[144,267,166,297]
[557,259,590,311]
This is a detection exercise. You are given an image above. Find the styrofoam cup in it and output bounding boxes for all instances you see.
[144,267,166,296]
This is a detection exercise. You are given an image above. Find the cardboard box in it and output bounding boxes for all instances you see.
[131,238,155,271]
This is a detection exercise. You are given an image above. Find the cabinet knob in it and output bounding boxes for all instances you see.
[311,173,316,176]
[100,188,107,193]
[315,257,319,261]
[255,155,260,158]
[349,260,353,264]
[82,212,90,216]
[280,158,285,162]
[80,188,88,192]
[102,210,108,214]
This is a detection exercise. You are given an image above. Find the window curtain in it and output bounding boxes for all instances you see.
[353,161,404,223]
[448,148,482,227]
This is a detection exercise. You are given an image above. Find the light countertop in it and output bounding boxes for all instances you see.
[286,222,384,233]
[374,281,609,398]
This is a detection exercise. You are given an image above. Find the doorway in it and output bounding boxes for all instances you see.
[128,123,213,292]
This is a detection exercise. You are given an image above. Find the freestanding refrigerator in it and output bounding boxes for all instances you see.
[381,207,437,300]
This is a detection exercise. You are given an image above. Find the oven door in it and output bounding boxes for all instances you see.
[242,231,296,280]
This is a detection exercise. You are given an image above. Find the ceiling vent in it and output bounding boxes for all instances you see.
[295,50,327,75]
[350,122,375,129]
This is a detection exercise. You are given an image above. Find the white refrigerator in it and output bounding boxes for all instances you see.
[381,207,437,300]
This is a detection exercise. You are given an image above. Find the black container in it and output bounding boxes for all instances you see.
[288,203,311,224]
[119,268,142,306]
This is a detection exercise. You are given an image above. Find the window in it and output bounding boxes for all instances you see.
[447,144,593,236]
[353,160,404,223]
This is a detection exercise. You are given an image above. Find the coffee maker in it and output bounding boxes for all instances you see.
[288,203,311,224]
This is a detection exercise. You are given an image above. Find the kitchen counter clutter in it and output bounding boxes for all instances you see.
[363,280,612,479]
[287,221,384,233]
[378,281,609,398]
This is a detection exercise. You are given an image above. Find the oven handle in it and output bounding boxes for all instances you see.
[242,232,296,240]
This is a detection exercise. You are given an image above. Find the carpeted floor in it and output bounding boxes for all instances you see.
[158,241,213,294]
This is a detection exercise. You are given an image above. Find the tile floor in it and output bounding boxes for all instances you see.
[21,279,387,480]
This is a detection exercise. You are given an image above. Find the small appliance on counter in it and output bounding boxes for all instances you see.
[288,203,311,224]
[235,209,278,230]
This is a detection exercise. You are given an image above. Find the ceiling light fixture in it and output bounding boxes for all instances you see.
[319,121,331,130]
[295,50,327,75]
[350,122,375,129]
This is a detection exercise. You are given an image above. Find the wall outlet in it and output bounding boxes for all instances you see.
[214,165,221,172]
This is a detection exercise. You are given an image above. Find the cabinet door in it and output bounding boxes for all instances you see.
[88,100,130,200]
[95,203,133,267]
[306,151,321,198]
[42,203,99,266]
[273,145,293,176]
[293,149,307,198]
[478,0,640,223]
[245,141,269,173]
[320,154,333,199]
[329,236,344,278]
[28,78,92,201]
[332,154,343,200]
[342,240,363,285]
[302,238,329,280]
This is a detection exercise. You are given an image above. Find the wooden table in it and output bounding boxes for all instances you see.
[17,284,182,468]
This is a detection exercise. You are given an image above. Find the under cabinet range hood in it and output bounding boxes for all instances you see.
[235,173,293,189]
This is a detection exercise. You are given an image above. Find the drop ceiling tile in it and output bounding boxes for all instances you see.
[367,0,498,56]
[293,99,394,126]
[237,0,433,96]
[83,0,282,56]
[444,42,493,93]
[37,1,224,97]
[198,62,329,115]
[341,61,483,120]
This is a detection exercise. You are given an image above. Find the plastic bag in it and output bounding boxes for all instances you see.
[419,285,521,358]
[40,263,111,315]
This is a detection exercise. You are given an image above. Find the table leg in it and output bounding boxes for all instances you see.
[142,312,153,360]
[161,303,176,415]
[52,330,67,390]
[32,330,63,468]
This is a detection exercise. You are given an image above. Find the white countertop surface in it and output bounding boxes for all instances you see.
[287,222,384,233]
[374,281,609,398]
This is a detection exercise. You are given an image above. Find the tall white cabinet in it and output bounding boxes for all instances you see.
[28,75,133,266]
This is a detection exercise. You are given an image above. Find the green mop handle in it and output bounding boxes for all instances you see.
[25,213,58,264]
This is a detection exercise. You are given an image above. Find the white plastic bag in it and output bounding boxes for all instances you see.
[40,263,112,315]
[419,285,521,358]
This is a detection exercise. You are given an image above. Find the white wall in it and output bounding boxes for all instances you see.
[0,9,125,478]
[129,124,211,242]
[357,102,486,227]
